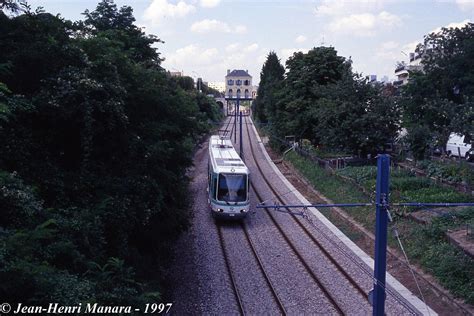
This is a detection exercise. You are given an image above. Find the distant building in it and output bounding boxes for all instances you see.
[394,52,423,87]
[225,69,253,99]
[169,71,183,77]
[196,78,203,92]
[252,85,258,99]
[208,81,226,93]
[366,74,377,83]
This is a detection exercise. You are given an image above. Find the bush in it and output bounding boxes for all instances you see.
[0,1,219,306]
[418,160,474,185]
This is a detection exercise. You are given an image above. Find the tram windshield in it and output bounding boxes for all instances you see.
[217,173,247,202]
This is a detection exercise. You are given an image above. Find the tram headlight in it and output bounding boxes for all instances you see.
[240,209,247,213]
[217,208,224,213]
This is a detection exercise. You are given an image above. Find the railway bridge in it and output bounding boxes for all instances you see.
[215,96,253,116]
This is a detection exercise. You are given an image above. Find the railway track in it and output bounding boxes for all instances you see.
[242,115,371,314]
[222,114,235,138]
[216,224,245,315]
[215,114,286,315]
[217,222,287,315]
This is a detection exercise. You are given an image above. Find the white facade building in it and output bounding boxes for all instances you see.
[394,52,423,87]
[225,69,254,99]
[208,81,226,93]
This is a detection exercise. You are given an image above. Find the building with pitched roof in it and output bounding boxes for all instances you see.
[225,69,253,99]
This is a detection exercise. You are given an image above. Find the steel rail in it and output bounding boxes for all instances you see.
[240,222,288,315]
[244,116,370,300]
[242,117,345,315]
[222,114,235,139]
[213,115,285,315]
[245,119,443,315]
[217,224,245,315]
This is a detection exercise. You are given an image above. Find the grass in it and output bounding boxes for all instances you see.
[285,151,474,305]
[286,151,376,230]
[336,165,474,211]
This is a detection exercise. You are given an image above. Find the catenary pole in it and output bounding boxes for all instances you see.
[240,111,243,159]
[373,154,390,316]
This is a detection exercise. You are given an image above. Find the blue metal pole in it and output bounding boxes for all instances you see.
[256,202,474,209]
[373,154,390,316]
[256,203,374,209]
[240,111,243,158]
[234,103,236,143]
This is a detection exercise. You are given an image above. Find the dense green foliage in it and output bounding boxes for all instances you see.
[417,160,474,185]
[0,0,27,13]
[285,151,474,304]
[0,0,221,305]
[404,209,474,304]
[256,47,400,156]
[336,166,473,206]
[253,51,285,123]
[400,23,474,159]
[256,26,473,160]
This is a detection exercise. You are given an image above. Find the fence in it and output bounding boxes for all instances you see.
[268,133,374,170]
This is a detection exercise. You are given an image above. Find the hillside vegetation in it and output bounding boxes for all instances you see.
[0,0,221,304]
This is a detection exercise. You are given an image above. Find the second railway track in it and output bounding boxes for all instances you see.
[241,115,379,314]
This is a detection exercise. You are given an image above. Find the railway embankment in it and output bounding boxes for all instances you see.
[270,147,474,315]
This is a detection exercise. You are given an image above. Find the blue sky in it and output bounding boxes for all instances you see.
[26,0,474,84]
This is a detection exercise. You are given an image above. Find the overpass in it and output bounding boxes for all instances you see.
[214,96,253,116]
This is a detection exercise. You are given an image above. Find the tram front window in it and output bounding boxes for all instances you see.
[217,174,247,202]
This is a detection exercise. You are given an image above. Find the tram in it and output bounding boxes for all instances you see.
[208,135,250,219]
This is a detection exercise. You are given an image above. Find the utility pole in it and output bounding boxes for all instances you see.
[373,154,390,316]
[240,111,243,159]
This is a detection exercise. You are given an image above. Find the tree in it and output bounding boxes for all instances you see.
[0,0,27,13]
[261,46,400,156]
[0,0,221,305]
[401,23,474,159]
[0,11,82,96]
[80,0,163,66]
[253,51,284,123]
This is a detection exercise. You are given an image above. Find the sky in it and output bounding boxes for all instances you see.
[26,0,474,85]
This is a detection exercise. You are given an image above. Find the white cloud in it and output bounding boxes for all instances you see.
[143,0,195,25]
[200,0,221,8]
[225,43,240,52]
[191,19,230,33]
[295,35,307,43]
[166,44,219,67]
[329,13,376,35]
[392,20,470,62]
[455,0,474,11]
[280,48,310,63]
[257,54,267,64]
[164,42,262,83]
[190,19,247,34]
[377,11,402,27]
[223,53,247,68]
[402,40,421,54]
[381,41,399,50]
[375,41,400,60]
[430,19,471,34]
[314,1,400,37]
[235,25,247,34]
[314,0,388,16]
[314,1,346,16]
[329,11,401,36]
[244,43,259,53]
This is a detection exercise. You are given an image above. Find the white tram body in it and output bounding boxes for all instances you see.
[208,135,250,219]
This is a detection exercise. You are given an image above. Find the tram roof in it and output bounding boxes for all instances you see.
[209,135,249,174]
